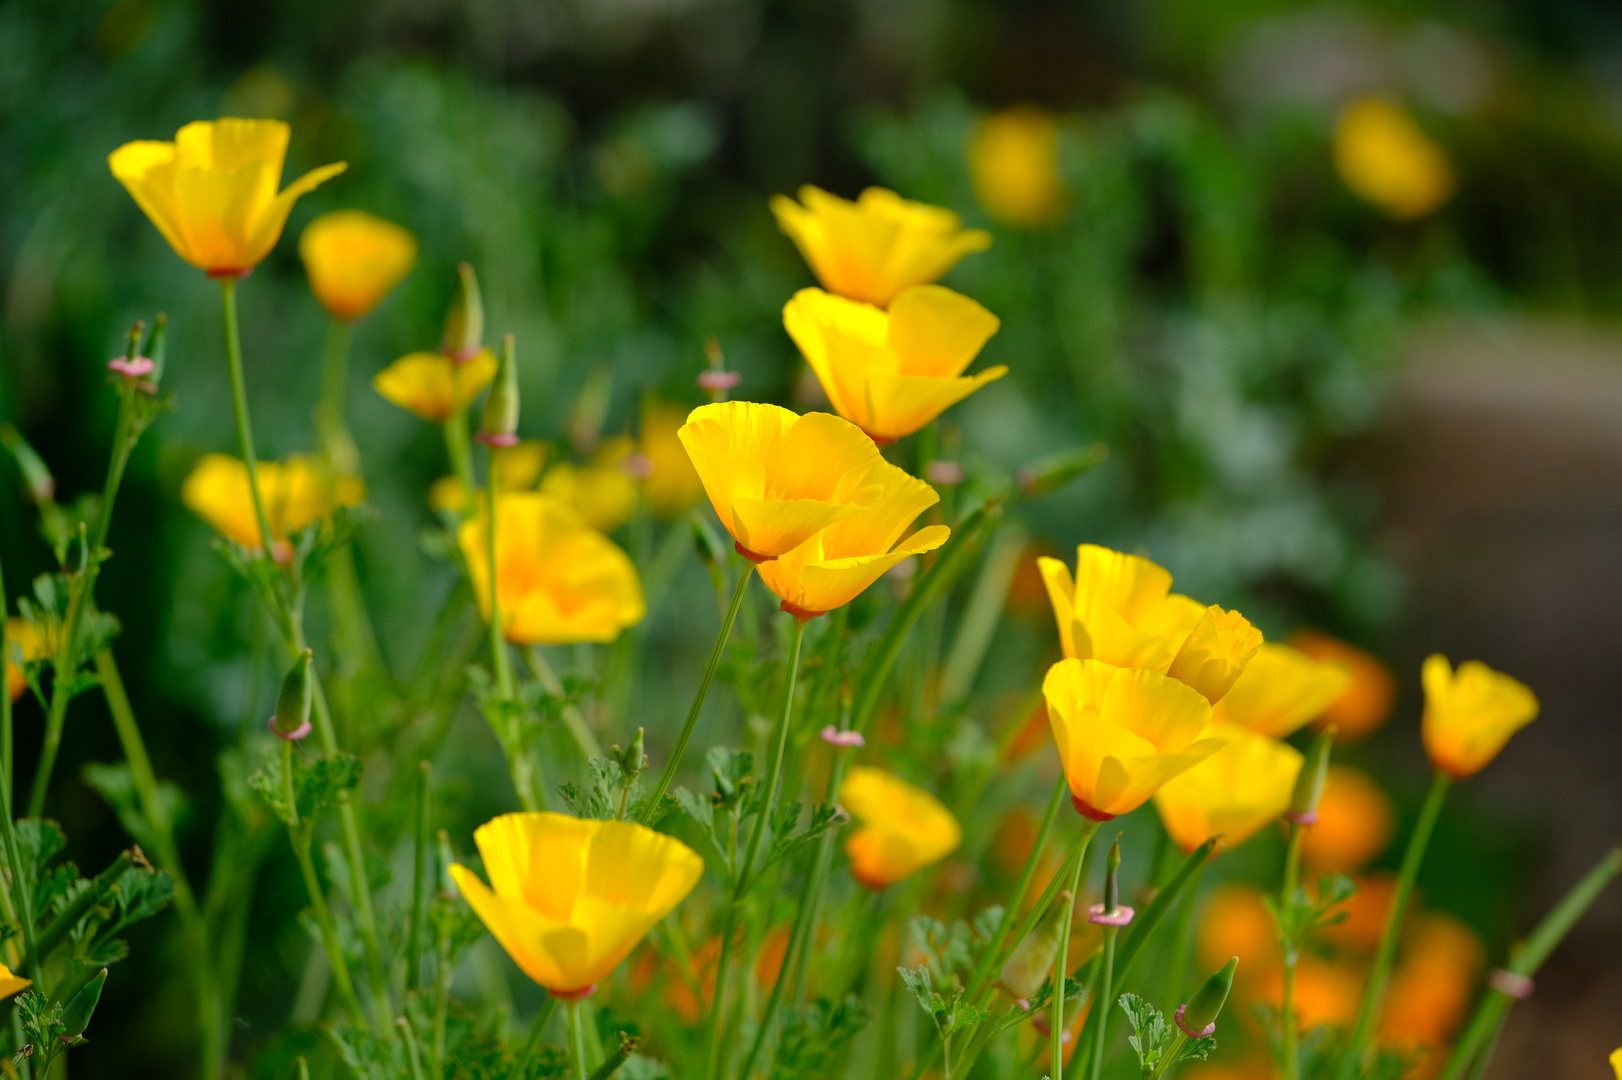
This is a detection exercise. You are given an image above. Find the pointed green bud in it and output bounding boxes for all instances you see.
[478,334,520,445]
[270,649,314,741]
[613,727,647,780]
[0,423,56,504]
[1288,727,1336,824]
[61,968,107,1040]
[440,262,484,361]
[1178,957,1238,1036]
[1104,840,1122,913]
[997,890,1071,1000]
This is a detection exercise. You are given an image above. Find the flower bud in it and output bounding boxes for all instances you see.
[61,968,107,1040]
[1177,957,1238,1036]
[440,263,484,362]
[1016,444,1108,497]
[1289,728,1335,824]
[478,334,520,446]
[0,424,56,504]
[1104,840,1121,912]
[270,649,314,741]
[998,890,1070,1000]
[613,727,647,781]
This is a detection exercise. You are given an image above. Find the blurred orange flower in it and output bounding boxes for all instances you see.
[1261,956,1361,1031]
[842,766,961,888]
[1291,630,1395,740]
[1317,874,1396,952]
[1301,766,1394,874]
[1378,913,1484,1076]
[299,210,417,320]
[1197,884,1280,985]
[968,106,1067,227]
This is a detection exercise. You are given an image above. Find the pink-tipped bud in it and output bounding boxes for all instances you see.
[820,725,865,748]
[925,460,965,485]
[697,369,741,391]
[108,356,155,378]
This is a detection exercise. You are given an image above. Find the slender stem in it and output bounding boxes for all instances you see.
[408,761,431,992]
[568,999,590,1080]
[1280,821,1305,1080]
[1338,771,1451,1079]
[399,1014,428,1080]
[482,447,515,699]
[443,363,477,502]
[637,564,753,823]
[524,646,604,761]
[0,556,39,988]
[965,773,1068,1002]
[219,277,275,553]
[510,996,560,1080]
[316,318,358,474]
[291,821,367,1027]
[1147,1032,1189,1080]
[707,617,806,1080]
[1051,823,1100,1080]
[1089,927,1117,1080]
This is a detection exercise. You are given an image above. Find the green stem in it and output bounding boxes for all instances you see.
[482,446,515,700]
[1337,770,1451,1079]
[1147,1032,1189,1080]
[399,1013,428,1080]
[1052,823,1100,1080]
[1089,927,1117,1080]
[1280,821,1305,1080]
[443,363,477,502]
[568,999,590,1080]
[965,773,1068,1003]
[408,761,431,992]
[524,646,604,761]
[637,564,753,823]
[219,277,275,553]
[291,820,367,1027]
[1435,846,1622,1080]
[707,617,806,1080]
[23,850,133,971]
[510,996,560,1080]
[316,317,358,475]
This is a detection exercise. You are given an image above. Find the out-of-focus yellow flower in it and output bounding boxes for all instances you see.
[458,493,644,645]
[428,441,550,514]
[108,118,346,275]
[678,401,884,561]
[1037,545,1259,703]
[841,766,962,889]
[374,349,498,423]
[783,285,1006,444]
[968,106,1067,227]
[639,400,704,519]
[757,459,949,619]
[1211,642,1352,738]
[1333,98,1455,222]
[1198,884,1280,984]
[449,812,702,997]
[541,437,637,533]
[1610,1047,1622,1079]
[1042,657,1223,821]
[1378,913,1484,1072]
[1153,724,1303,853]
[769,185,991,308]
[1421,654,1538,778]
[0,964,31,1001]
[1301,766,1394,873]
[298,210,417,320]
[182,453,364,551]
[1291,629,1396,740]
[5,619,42,704]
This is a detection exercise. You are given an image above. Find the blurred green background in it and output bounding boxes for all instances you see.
[4,0,1622,1076]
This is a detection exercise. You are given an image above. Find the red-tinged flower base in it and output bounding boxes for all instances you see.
[779,600,826,621]
[476,432,520,447]
[548,984,596,1002]
[268,715,313,742]
[444,345,484,364]
[1071,794,1116,822]
[206,267,252,279]
[734,541,775,564]
[1174,1004,1215,1038]
[850,868,893,891]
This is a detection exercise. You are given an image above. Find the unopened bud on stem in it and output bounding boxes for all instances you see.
[1288,727,1336,825]
[61,968,108,1041]
[440,263,484,362]
[1176,957,1237,1037]
[270,649,314,741]
[478,334,520,447]
[998,890,1071,1000]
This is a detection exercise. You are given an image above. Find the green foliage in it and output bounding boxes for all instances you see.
[1119,993,1217,1078]
[249,749,364,826]
[774,996,870,1080]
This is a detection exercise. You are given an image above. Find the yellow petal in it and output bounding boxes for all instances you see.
[968,106,1068,227]
[181,453,362,550]
[841,767,961,888]
[1153,724,1303,852]
[638,400,704,519]
[1420,654,1538,778]
[1212,643,1353,739]
[299,210,418,320]
[5,619,42,705]
[540,438,636,533]
[1333,98,1455,222]
[1165,605,1263,704]
[373,350,498,422]
[244,161,348,269]
[886,285,1001,378]
[0,964,32,1002]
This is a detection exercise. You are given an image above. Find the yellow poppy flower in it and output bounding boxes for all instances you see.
[1042,657,1223,821]
[769,185,991,308]
[373,349,499,422]
[5,619,43,704]
[1290,629,1395,740]
[108,118,346,275]
[968,106,1067,227]
[541,437,637,533]
[449,812,703,997]
[757,459,949,619]
[841,766,962,889]
[181,453,364,551]
[428,440,550,514]
[1211,643,1352,739]
[298,210,417,320]
[782,285,1007,444]
[0,964,31,1001]
[638,400,704,519]
[458,493,645,645]
[677,401,885,561]
[1300,766,1393,873]
[1165,606,1264,704]
[1421,654,1538,778]
[1333,98,1455,222]
[1152,724,1303,853]
[1036,544,1212,673]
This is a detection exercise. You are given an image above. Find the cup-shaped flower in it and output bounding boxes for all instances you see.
[458,493,645,645]
[1152,724,1303,853]
[1165,606,1264,704]
[299,210,417,320]
[841,766,962,889]
[1043,658,1224,821]
[639,400,704,519]
[1290,629,1395,740]
[1211,642,1352,738]
[540,437,637,533]
[783,285,1007,443]
[968,106,1068,227]
[108,118,346,276]
[1334,98,1454,222]
[1037,544,1207,670]
[449,812,703,998]
[5,618,42,703]
[1421,654,1538,778]
[677,401,884,561]
[182,453,364,552]
[373,349,498,423]
[769,186,991,308]
[757,459,949,618]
